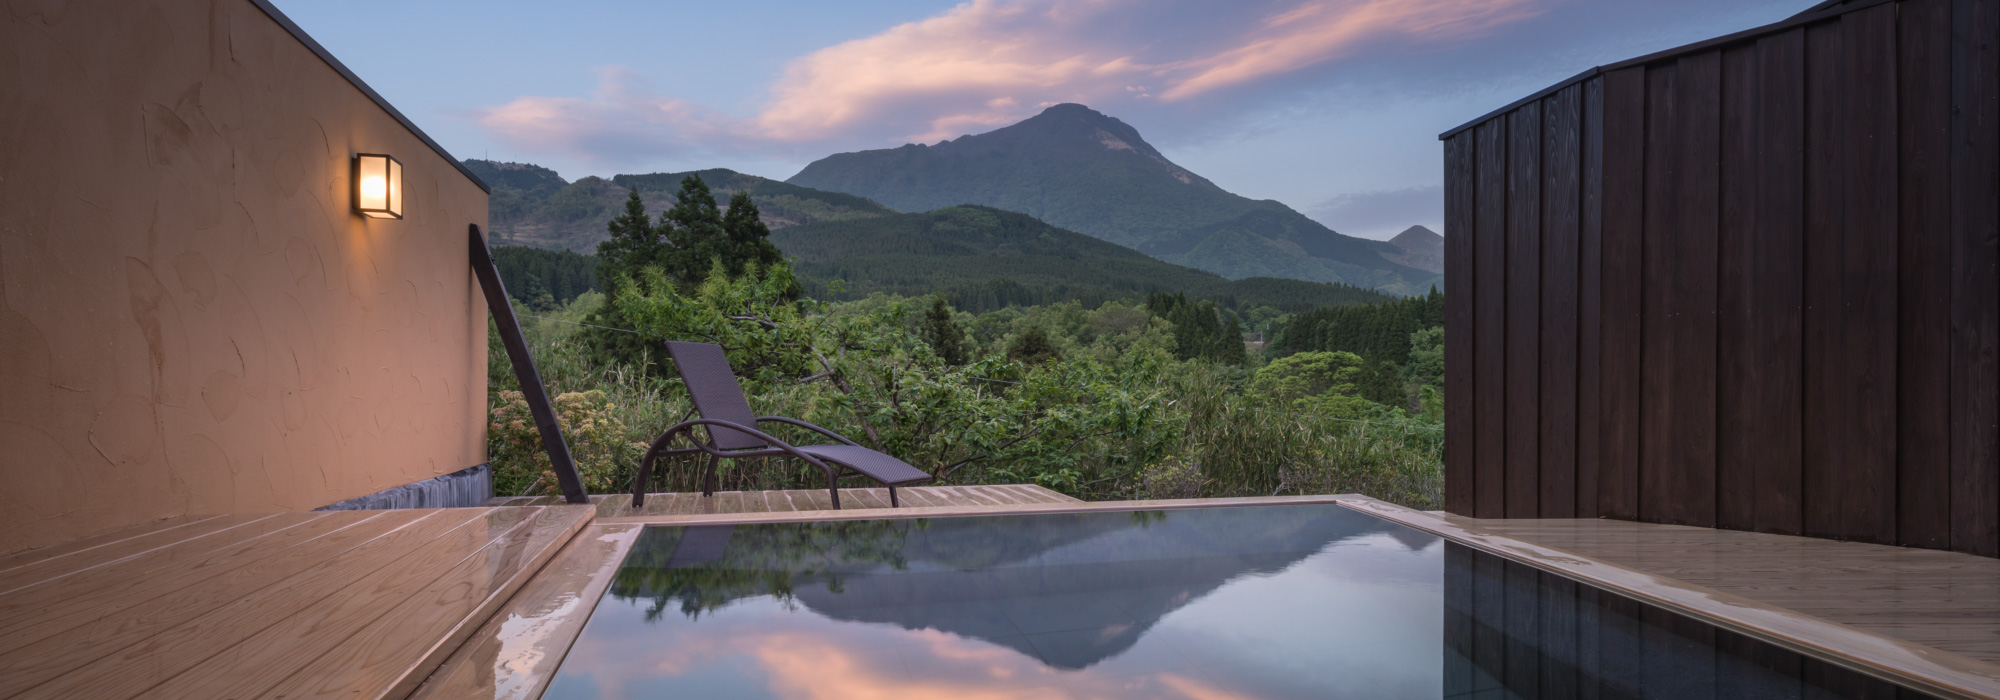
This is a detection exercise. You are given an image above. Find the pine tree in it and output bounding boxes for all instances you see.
[659,175,725,285]
[721,191,783,276]
[920,297,970,365]
[594,188,657,295]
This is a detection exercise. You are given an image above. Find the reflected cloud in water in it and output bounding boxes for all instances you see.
[544,505,1443,699]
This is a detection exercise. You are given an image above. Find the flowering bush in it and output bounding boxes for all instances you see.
[489,389,647,497]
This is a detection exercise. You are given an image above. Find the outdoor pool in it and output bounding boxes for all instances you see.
[541,504,1938,699]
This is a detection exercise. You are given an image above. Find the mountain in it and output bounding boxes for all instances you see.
[786,104,1441,296]
[1384,225,1444,274]
[462,161,895,251]
[770,205,1391,312]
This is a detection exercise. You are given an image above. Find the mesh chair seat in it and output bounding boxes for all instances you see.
[794,445,932,486]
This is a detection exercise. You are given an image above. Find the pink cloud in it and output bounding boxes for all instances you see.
[475,0,1546,163]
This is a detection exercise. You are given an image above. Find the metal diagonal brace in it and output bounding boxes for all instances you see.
[469,224,588,503]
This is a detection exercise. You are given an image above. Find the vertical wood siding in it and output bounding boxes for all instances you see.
[1442,0,2000,557]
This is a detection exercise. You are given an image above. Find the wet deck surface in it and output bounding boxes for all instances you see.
[0,505,593,700]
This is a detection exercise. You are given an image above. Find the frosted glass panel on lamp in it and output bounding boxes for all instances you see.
[387,158,402,216]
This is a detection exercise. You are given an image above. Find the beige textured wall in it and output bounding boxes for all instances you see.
[0,0,490,552]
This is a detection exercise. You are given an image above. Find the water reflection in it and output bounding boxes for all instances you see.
[547,505,1444,699]
[1441,542,1941,700]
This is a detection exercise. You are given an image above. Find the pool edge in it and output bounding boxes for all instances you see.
[1331,495,2000,700]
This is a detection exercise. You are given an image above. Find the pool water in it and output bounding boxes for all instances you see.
[541,504,1937,699]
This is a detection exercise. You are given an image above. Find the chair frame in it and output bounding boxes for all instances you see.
[631,416,906,510]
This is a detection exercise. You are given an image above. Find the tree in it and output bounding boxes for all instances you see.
[594,188,659,295]
[1007,328,1059,364]
[721,191,783,276]
[659,175,726,285]
[920,297,971,365]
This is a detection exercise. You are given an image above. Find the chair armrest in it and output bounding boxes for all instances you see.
[755,416,863,447]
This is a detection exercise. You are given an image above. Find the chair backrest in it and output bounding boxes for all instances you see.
[664,341,768,451]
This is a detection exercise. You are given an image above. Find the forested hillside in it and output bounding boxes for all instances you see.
[463,161,895,251]
[770,205,1392,313]
[1268,288,1444,364]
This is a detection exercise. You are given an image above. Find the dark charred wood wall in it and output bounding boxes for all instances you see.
[1441,0,2000,557]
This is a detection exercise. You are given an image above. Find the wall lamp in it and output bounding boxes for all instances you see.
[353,153,403,219]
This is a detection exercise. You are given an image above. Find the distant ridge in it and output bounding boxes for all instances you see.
[462,161,895,251]
[787,104,1441,296]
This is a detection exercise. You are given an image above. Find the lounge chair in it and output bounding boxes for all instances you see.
[631,340,933,509]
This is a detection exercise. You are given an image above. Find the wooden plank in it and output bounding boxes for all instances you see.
[0,512,306,606]
[985,485,1038,504]
[1803,16,1846,544]
[1755,29,1808,537]
[410,524,643,700]
[0,515,217,574]
[1899,0,1955,551]
[1599,67,1648,521]
[1640,58,1688,524]
[0,509,443,698]
[974,485,1027,505]
[254,507,593,700]
[799,487,836,511]
[1475,118,1511,519]
[893,488,939,508]
[1719,33,1807,537]
[1843,2,1902,547]
[0,514,273,593]
[1446,131,1478,517]
[592,493,633,518]
[1578,77,1605,520]
[56,508,540,700]
[736,490,772,514]
[1677,49,1722,529]
[0,512,344,645]
[845,488,891,510]
[1806,8,1901,544]
[1950,0,2000,557]
[1507,102,1544,519]
[1718,41,1760,533]
[1541,84,1583,519]
[0,513,387,659]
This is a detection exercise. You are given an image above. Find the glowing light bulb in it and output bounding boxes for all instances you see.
[361,176,386,200]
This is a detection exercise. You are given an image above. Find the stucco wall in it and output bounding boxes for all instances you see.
[0,0,490,552]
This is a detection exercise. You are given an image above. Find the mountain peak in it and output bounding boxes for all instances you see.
[1389,225,1442,247]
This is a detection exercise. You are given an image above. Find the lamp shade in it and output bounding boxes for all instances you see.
[353,153,403,219]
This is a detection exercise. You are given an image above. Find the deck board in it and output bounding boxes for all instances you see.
[0,514,220,574]
[0,506,593,700]
[409,524,644,700]
[553,484,1078,518]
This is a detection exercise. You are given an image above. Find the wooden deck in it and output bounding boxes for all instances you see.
[1339,496,2000,700]
[484,483,1083,517]
[0,505,592,700]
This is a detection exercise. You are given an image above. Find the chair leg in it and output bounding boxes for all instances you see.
[702,454,720,497]
[829,484,841,510]
[889,486,899,508]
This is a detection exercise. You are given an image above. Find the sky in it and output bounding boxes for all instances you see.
[276,0,1807,240]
